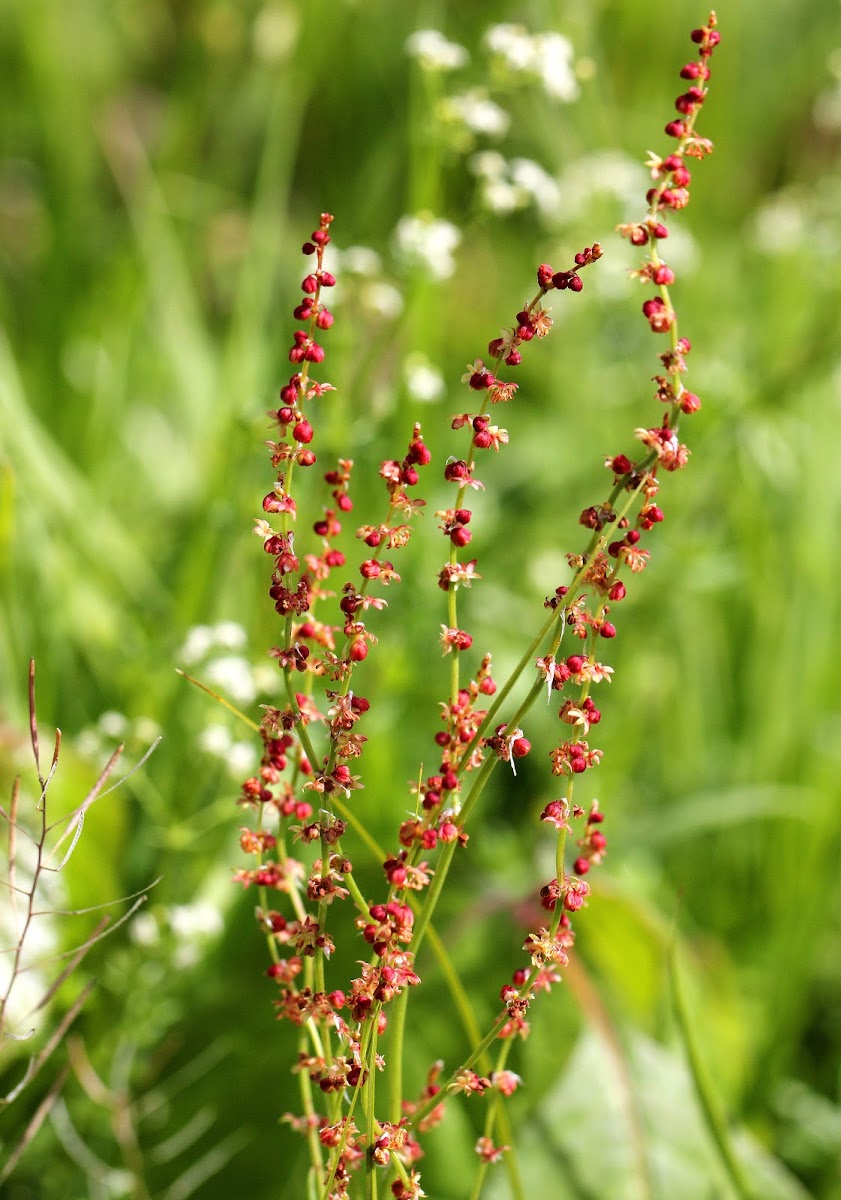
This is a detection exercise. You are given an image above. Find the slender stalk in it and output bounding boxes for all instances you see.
[670,939,754,1200]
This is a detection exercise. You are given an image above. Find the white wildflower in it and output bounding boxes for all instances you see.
[404,353,445,403]
[532,32,579,101]
[198,723,233,757]
[212,620,247,649]
[752,194,806,255]
[226,741,258,775]
[470,150,507,180]
[394,214,461,281]
[204,655,257,704]
[179,624,214,664]
[130,911,160,947]
[481,178,525,214]
[445,90,510,137]
[361,280,404,319]
[168,902,223,941]
[510,158,561,216]
[484,23,535,72]
[340,245,383,276]
[98,710,129,738]
[406,29,468,71]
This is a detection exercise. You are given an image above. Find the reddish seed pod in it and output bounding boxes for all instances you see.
[600,622,617,639]
[406,437,431,466]
[630,225,649,246]
[612,454,633,475]
[301,274,318,294]
[537,263,554,287]
[450,526,472,547]
[511,737,531,758]
[574,857,590,875]
[302,241,316,255]
[349,638,368,662]
[293,419,313,444]
[653,265,675,286]
[608,581,626,602]
[454,508,472,525]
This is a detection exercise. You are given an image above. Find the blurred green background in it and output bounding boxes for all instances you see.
[1,0,840,1196]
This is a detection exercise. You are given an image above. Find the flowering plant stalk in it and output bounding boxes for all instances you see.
[233,14,721,1199]
[0,663,157,1186]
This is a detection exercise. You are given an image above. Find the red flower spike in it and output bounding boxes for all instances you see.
[247,5,722,1118]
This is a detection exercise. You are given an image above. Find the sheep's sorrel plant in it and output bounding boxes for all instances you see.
[232,14,721,1199]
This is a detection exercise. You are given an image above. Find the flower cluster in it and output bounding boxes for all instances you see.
[468,11,720,1055]
[232,14,720,1199]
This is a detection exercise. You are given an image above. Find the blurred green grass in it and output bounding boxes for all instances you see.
[1,0,840,1196]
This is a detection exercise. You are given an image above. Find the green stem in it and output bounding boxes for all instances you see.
[669,939,755,1200]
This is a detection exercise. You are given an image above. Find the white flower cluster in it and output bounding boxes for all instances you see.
[470,151,561,218]
[403,352,446,404]
[405,28,469,72]
[177,620,273,774]
[74,709,162,764]
[393,214,462,281]
[441,89,510,139]
[328,245,404,319]
[484,25,579,102]
[131,899,225,969]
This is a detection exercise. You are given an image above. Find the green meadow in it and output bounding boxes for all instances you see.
[1,2,840,1196]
